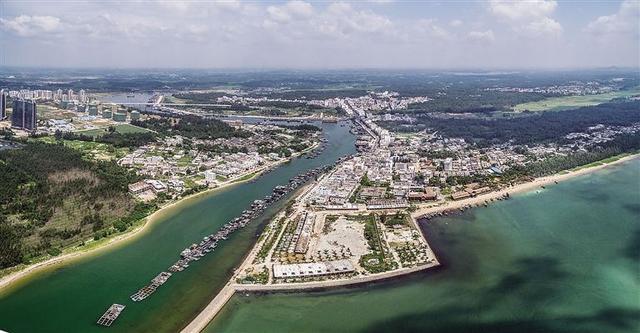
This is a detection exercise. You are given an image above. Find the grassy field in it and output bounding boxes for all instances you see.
[232,171,259,183]
[35,136,130,161]
[513,86,640,112]
[75,123,153,138]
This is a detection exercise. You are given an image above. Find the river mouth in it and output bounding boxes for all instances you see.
[0,120,357,333]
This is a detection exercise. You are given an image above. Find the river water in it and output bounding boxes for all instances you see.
[0,121,356,332]
[205,158,640,333]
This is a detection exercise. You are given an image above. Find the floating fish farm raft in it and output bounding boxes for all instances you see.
[96,304,125,327]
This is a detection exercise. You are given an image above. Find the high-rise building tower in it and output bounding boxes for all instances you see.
[11,99,37,130]
[0,89,6,120]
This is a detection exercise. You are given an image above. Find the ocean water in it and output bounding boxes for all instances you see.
[205,158,640,333]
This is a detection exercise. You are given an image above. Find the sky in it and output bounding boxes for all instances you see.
[0,0,638,69]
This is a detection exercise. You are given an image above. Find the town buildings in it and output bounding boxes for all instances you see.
[0,89,6,120]
[11,99,37,130]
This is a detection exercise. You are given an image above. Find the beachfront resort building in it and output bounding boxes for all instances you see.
[272,260,355,279]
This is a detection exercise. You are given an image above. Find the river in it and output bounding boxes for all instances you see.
[0,121,356,332]
[205,158,640,333]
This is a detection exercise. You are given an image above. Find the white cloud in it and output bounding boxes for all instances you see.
[488,0,562,38]
[261,1,394,43]
[449,19,463,27]
[312,3,393,38]
[87,14,169,40]
[488,0,557,21]
[586,0,640,36]
[0,0,636,68]
[0,15,62,37]
[267,1,313,24]
[416,19,451,40]
[521,17,562,37]
[468,30,495,42]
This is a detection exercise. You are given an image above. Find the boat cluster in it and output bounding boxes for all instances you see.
[129,165,331,302]
[305,138,328,159]
[130,272,172,302]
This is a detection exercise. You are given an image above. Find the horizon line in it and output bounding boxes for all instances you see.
[1,65,639,72]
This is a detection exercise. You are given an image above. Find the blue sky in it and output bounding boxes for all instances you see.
[0,0,638,69]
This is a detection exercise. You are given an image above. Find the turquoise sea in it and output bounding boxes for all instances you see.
[205,158,640,333]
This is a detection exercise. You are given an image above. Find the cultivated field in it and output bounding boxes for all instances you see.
[75,123,153,137]
[513,86,640,112]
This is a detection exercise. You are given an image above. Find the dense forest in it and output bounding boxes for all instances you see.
[380,101,640,146]
[0,142,140,269]
[248,89,368,100]
[405,90,547,113]
[189,104,255,113]
[173,91,230,102]
[132,115,251,140]
[277,124,322,132]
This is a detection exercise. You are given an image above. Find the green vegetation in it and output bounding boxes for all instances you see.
[0,142,140,269]
[34,136,130,161]
[359,214,395,273]
[407,90,546,114]
[380,212,407,227]
[75,124,153,138]
[381,101,640,146]
[502,133,640,181]
[278,124,322,132]
[394,243,429,266]
[237,267,269,284]
[173,91,231,102]
[360,173,373,186]
[132,115,251,140]
[513,86,640,112]
[255,217,286,263]
[257,145,292,157]
[249,89,368,100]
[233,171,259,183]
[57,127,157,148]
[569,153,633,171]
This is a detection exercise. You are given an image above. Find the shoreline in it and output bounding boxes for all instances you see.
[0,141,320,293]
[181,152,639,333]
[411,153,639,219]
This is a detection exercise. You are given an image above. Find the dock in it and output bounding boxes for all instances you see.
[97,304,125,327]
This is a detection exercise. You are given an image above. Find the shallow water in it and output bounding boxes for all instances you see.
[206,158,640,333]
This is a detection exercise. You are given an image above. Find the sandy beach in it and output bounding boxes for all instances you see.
[180,153,639,333]
[411,153,639,220]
